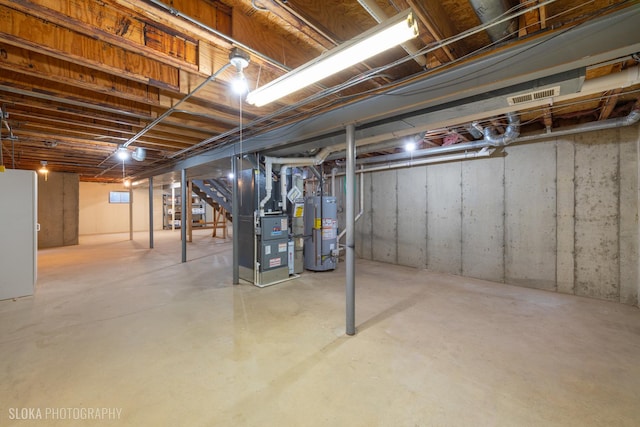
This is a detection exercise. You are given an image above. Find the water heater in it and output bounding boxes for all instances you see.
[303,196,338,271]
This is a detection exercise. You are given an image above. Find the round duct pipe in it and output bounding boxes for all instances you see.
[132,147,146,161]
[469,0,517,42]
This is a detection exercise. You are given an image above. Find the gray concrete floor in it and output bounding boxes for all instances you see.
[1,230,640,426]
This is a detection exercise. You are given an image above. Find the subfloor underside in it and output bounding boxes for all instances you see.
[1,230,639,426]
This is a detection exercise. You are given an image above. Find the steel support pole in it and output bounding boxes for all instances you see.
[181,168,187,263]
[232,156,240,284]
[148,177,154,249]
[187,180,193,243]
[346,124,356,336]
[129,187,133,241]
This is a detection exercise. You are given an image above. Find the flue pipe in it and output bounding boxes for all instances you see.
[259,147,332,214]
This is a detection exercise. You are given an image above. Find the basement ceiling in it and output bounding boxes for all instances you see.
[0,0,639,182]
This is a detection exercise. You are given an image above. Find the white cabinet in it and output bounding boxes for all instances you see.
[0,169,37,300]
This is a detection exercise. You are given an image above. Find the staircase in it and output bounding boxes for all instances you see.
[192,179,233,238]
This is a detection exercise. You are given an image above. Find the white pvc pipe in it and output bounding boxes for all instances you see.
[280,165,288,213]
[259,147,333,213]
[331,167,337,197]
[259,158,273,215]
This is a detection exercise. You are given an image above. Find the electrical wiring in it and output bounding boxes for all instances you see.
[170,0,636,160]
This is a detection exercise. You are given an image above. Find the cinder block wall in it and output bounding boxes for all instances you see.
[347,124,639,306]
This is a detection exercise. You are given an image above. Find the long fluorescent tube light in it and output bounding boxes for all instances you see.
[246,9,419,107]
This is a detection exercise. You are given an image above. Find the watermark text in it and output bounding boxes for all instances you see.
[8,407,122,421]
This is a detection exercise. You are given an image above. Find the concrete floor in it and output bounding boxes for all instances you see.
[1,230,640,427]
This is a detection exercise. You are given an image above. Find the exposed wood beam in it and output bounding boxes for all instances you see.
[0,4,180,90]
[404,0,459,63]
[11,128,124,147]
[519,0,544,37]
[5,104,215,148]
[0,43,160,106]
[7,110,135,137]
[113,0,289,75]
[230,7,323,69]
[598,88,623,121]
[2,0,200,71]
[250,1,389,87]
[0,97,149,129]
[542,106,553,129]
[0,70,153,116]
[2,97,232,139]
[10,119,199,150]
[240,0,337,50]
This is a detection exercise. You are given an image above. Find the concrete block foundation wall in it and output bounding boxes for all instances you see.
[349,125,639,306]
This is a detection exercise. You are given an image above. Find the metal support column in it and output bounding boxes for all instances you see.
[148,177,154,249]
[187,180,193,243]
[181,168,187,263]
[129,186,133,241]
[346,124,356,335]
[232,156,240,284]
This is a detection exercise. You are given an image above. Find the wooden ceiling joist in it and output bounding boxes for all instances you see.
[0,43,161,106]
[0,4,180,90]
[1,0,203,73]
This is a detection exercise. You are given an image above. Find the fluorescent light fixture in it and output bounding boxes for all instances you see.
[246,9,419,107]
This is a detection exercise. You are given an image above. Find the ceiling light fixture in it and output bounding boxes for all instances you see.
[39,160,49,181]
[246,9,418,107]
[229,48,250,95]
[405,141,416,152]
[116,146,130,161]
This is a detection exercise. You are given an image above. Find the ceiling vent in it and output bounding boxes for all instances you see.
[507,86,561,106]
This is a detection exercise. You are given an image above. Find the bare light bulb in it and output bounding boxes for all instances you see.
[405,141,416,152]
[231,72,248,95]
[116,147,130,161]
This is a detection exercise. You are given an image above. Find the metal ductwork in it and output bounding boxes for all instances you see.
[132,147,146,161]
[469,0,517,42]
[140,6,640,180]
[483,112,520,146]
[466,122,484,139]
[620,106,640,126]
[357,105,640,167]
